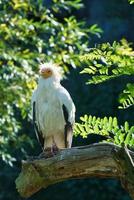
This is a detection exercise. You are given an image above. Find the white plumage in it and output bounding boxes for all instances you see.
[31,63,75,153]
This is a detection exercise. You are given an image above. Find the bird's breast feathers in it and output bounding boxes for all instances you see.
[35,86,66,136]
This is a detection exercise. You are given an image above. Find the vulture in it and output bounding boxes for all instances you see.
[31,63,75,156]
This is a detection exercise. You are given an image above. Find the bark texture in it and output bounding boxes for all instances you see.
[15,143,134,199]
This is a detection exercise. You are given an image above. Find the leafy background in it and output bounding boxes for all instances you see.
[0,0,134,200]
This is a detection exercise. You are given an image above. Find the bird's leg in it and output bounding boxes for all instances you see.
[51,143,59,155]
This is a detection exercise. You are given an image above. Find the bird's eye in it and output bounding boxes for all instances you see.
[47,70,51,73]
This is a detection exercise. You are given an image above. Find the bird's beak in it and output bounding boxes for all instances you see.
[40,69,52,79]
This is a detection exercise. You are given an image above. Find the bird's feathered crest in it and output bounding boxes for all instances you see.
[39,62,63,81]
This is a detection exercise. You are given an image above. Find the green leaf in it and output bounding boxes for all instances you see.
[74,115,134,147]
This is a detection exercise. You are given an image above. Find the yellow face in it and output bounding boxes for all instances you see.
[40,68,53,79]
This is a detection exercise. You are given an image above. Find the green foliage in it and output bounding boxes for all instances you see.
[119,83,134,109]
[74,115,134,147]
[80,39,134,83]
[52,0,83,10]
[0,0,101,164]
[80,39,134,108]
[128,0,134,4]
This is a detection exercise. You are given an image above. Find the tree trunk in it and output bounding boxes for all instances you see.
[15,143,134,199]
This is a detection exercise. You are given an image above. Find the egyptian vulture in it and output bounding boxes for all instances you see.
[31,63,75,156]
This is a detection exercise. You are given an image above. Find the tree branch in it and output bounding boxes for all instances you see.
[15,143,134,199]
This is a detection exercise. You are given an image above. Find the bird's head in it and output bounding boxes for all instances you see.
[39,63,62,82]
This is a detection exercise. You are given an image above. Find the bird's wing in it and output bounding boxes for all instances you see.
[62,104,73,148]
[59,87,76,148]
[31,91,44,149]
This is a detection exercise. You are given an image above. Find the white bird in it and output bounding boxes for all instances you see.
[31,63,75,156]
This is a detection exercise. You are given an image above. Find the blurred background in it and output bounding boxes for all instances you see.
[0,0,134,200]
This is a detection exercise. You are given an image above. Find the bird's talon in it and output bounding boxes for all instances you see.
[53,144,59,154]
[50,144,59,156]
